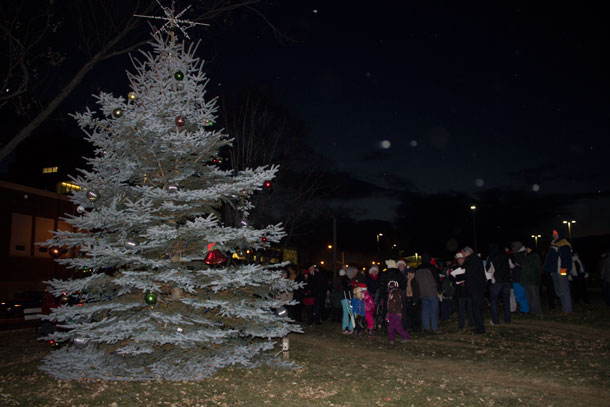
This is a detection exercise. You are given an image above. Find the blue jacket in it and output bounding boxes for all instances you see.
[544,230,572,274]
[350,298,365,316]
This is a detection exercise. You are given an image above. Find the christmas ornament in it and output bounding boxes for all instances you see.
[166,184,179,193]
[174,71,184,81]
[112,108,123,118]
[175,115,185,127]
[49,340,60,349]
[59,293,70,304]
[261,236,268,243]
[76,205,86,214]
[204,119,214,126]
[124,240,137,250]
[86,190,100,202]
[275,308,288,317]
[204,243,227,266]
[263,180,272,190]
[49,247,62,259]
[144,292,157,305]
[73,336,88,349]
[128,91,137,101]
[176,327,184,333]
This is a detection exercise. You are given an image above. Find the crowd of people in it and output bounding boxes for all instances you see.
[279,228,610,343]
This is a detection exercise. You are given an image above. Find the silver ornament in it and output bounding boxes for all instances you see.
[86,190,99,202]
[76,205,86,214]
[73,336,88,349]
[124,240,137,249]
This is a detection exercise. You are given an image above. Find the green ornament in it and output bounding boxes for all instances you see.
[174,71,184,81]
[144,292,157,305]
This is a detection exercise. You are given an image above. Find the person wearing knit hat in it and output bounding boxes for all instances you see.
[509,241,530,314]
[365,266,380,321]
[544,228,573,313]
[350,284,367,336]
[414,253,442,334]
[378,259,406,329]
[397,259,408,279]
[461,246,487,334]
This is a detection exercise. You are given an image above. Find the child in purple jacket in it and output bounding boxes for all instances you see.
[386,281,410,344]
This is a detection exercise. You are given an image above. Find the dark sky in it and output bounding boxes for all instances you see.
[203,1,610,237]
[2,1,609,245]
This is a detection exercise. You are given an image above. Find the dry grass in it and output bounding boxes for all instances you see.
[1,299,609,406]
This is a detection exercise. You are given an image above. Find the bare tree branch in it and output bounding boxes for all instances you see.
[0,0,287,163]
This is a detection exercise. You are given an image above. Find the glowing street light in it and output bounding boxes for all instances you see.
[562,220,576,241]
[531,234,541,248]
[376,233,383,254]
[470,205,477,254]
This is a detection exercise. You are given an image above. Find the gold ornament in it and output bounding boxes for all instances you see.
[128,91,137,101]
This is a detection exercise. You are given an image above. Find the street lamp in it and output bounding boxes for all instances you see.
[562,220,576,241]
[376,233,383,257]
[531,234,541,248]
[470,205,477,254]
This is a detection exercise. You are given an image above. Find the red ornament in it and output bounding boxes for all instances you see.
[261,236,268,243]
[263,180,272,190]
[204,243,227,265]
[175,115,186,127]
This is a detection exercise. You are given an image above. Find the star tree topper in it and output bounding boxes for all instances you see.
[134,0,209,39]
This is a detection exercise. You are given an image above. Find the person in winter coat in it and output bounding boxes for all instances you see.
[361,284,376,335]
[338,268,354,334]
[365,266,380,299]
[452,252,473,330]
[570,252,589,304]
[404,268,421,332]
[378,260,407,324]
[462,246,487,334]
[414,253,441,334]
[510,241,530,313]
[439,261,455,321]
[487,243,512,325]
[386,281,410,344]
[351,286,367,336]
[521,245,543,316]
[302,269,317,325]
[544,229,573,313]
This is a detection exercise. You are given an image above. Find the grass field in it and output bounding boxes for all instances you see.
[1,298,609,407]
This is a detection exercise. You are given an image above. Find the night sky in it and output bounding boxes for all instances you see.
[2,1,610,251]
[204,1,610,239]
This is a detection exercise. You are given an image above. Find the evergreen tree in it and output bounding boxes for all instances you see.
[40,27,301,381]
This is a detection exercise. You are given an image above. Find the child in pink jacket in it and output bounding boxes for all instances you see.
[358,283,376,336]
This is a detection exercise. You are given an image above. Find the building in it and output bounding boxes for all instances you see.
[0,180,76,299]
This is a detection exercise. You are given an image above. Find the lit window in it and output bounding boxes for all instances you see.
[56,181,81,194]
[42,167,58,174]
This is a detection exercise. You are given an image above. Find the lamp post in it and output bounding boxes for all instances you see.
[332,216,337,276]
[562,220,576,241]
[470,205,477,254]
[531,234,541,249]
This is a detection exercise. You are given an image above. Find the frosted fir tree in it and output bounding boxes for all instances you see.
[39,20,302,380]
